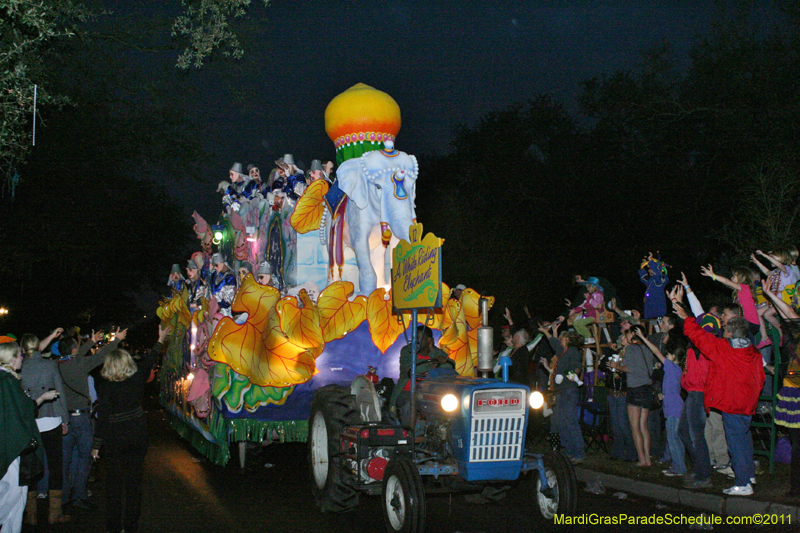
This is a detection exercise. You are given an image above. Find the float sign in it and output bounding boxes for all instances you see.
[391,222,443,310]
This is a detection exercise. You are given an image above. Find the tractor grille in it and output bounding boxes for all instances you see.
[469,390,525,462]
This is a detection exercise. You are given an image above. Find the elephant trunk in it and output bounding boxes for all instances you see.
[380,222,392,247]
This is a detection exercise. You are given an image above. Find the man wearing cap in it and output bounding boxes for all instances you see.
[247,164,261,185]
[256,262,276,289]
[450,284,466,300]
[307,160,325,183]
[167,264,184,291]
[220,162,259,213]
[58,328,127,510]
[237,262,253,284]
[209,253,237,317]
[185,259,208,311]
[273,154,306,200]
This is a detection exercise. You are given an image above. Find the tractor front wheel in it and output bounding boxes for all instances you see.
[382,456,425,533]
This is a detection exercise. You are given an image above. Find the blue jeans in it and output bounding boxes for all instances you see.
[608,394,637,461]
[552,388,585,459]
[664,416,686,474]
[678,391,711,481]
[62,412,94,502]
[722,412,755,486]
[648,405,664,459]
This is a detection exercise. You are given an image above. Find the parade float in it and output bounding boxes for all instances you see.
[157,84,495,466]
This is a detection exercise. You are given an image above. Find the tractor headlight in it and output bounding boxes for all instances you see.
[441,393,459,412]
[530,391,544,409]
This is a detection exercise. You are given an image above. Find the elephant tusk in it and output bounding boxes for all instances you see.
[381,222,392,247]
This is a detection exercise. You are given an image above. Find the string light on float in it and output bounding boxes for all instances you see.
[189,322,198,369]
[0,307,9,316]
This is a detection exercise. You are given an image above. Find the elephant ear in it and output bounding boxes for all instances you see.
[336,158,370,210]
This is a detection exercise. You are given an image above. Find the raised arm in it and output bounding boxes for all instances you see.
[678,272,704,316]
[39,327,64,351]
[763,285,799,319]
[750,253,771,276]
[700,264,738,291]
[635,329,666,364]
[757,250,788,274]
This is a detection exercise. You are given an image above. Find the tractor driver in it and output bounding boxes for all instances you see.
[389,326,455,425]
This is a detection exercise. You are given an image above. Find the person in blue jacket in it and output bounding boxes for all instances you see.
[639,252,669,320]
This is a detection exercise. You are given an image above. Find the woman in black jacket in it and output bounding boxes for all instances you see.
[91,325,169,533]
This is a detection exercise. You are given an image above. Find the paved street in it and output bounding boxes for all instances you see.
[25,406,796,533]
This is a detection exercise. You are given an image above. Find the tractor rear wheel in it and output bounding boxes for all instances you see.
[308,385,360,512]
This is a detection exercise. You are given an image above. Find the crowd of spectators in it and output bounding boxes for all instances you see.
[0,323,167,533]
[497,250,800,499]
[3,245,800,533]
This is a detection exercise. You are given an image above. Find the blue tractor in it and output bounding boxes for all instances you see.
[308,352,578,533]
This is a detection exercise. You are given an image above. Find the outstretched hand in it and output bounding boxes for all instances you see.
[91,330,104,343]
[669,285,688,319]
[158,324,171,343]
[679,272,689,287]
[115,327,128,341]
[668,284,685,304]
[700,264,715,279]
[672,299,689,320]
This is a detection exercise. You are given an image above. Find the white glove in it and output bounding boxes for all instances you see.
[567,372,584,386]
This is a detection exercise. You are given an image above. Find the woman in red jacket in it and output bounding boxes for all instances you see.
[671,286,764,496]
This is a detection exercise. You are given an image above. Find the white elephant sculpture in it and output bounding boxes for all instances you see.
[335,141,418,295]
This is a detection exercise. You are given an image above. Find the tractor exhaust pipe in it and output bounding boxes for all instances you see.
[476,297,493,378]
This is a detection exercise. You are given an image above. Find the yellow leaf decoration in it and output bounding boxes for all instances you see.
[290,180,330,233]
[439,296,460,332]
[438,300,474,376]
[367,288,405,353]
[231,274,281,332]
[318,281,368,342]
[208,319,264,377]
[191,297,210,326]
[468,328,479,370]
[461,288,494,330]
[276,291,325,358]
[157,290,191,331]
[259,305,319,385]
[208,285,320,387]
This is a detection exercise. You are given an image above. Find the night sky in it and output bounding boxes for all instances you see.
[109,0,781,222]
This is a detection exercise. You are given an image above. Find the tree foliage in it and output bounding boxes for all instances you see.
[0,0,90,173]
[172,0,270,69]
